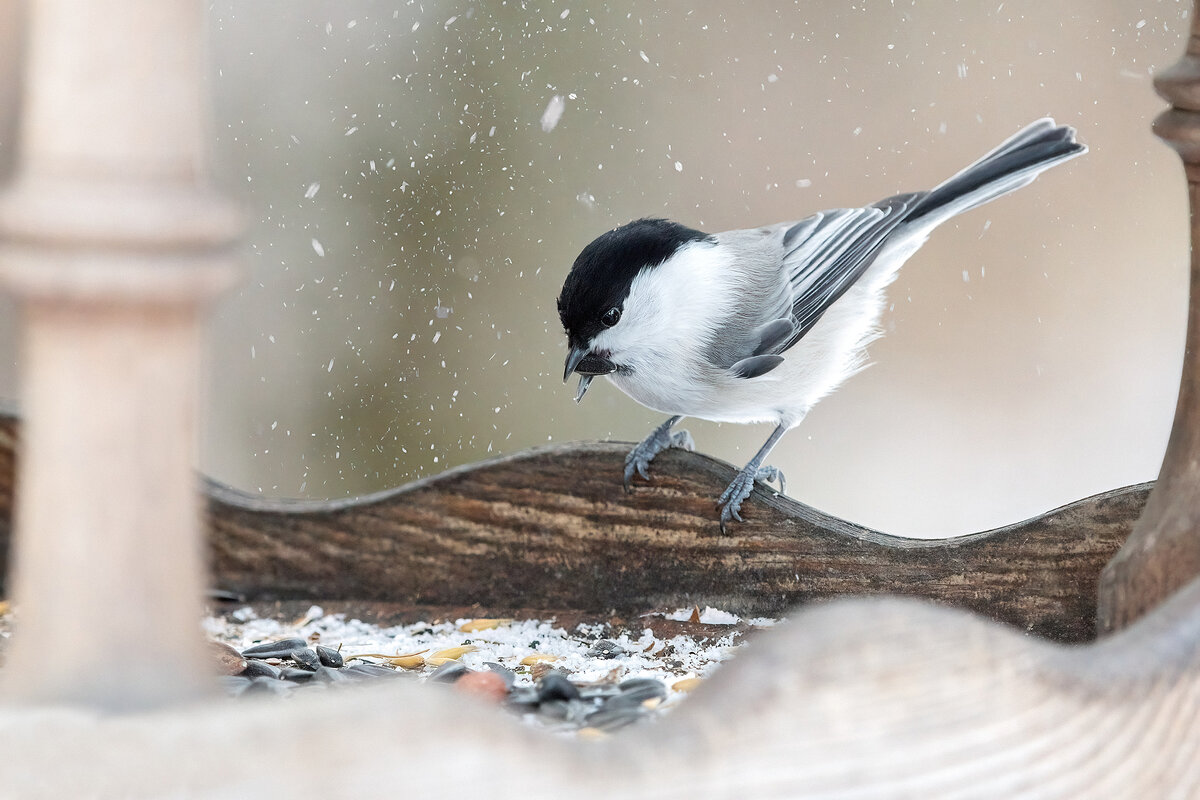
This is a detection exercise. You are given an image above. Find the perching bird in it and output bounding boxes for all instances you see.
[557,118,1085,532]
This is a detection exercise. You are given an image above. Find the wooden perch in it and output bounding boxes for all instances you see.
[0,412,1146,642]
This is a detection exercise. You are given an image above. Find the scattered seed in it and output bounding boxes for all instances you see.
[316,645,344,668]
[346,649,429,668]
[241,660,282,679]
[520,653,560,666]
[209,641,247,676]
[290,648,320,671]
[455,670,508,702]
[618,677,668,704]
[313,666,349,684]
[241,638,307,659]
[279,667,316,683]
[537,672,580,702]
[431,645,479,661]
[484,662,517,689]
[343,664,402,679]
[430,660,471,683]
[389,654,427,670]
[586,640,626,659]
[458,618,512,632]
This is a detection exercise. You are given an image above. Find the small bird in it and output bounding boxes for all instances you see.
[557,118,1085,532]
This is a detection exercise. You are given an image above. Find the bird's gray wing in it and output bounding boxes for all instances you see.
[771,192,925,354]
[698,225,797,370]
[701,193,922,376]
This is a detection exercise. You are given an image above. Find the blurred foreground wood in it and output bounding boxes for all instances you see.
[0,0,240,706]
[0,412,1144,642]
[3,584,1200,797]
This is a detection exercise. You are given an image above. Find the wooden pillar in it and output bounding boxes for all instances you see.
[1099,3,1200,631]
[0,1,240,706]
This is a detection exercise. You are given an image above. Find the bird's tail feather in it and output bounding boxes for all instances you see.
[907,118,1086,226]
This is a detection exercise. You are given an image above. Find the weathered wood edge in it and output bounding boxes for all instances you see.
[0,413,1146,641]
[1099,15,1200,632]
[204,442,1145,642]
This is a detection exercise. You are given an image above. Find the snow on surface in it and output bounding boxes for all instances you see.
[204,604,772,712]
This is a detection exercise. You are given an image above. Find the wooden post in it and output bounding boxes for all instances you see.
[0,1,240,706]
[1099,3,1200,631]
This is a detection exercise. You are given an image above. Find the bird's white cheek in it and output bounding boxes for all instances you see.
[589,297,666,362]
[590,323,644,360]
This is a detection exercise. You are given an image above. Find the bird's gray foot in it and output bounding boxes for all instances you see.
[717,464,785,534]
[624,423,694,492]
[754,464,786,495]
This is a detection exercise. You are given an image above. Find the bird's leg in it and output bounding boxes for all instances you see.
[624,415,694,492]
[717,424,788,534]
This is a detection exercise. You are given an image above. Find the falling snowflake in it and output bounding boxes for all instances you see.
[541,95,566,132]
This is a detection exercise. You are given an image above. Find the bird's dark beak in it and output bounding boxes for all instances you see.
[563,346,617,381]
[563,345,616,403]
[563,345,588,382]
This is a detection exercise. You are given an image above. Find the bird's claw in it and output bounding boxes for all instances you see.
[717,472,753,534]
[717,464,785,534]
[754,464,786,496]
[623,428,694,492]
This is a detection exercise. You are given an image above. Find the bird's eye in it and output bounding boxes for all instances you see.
[601,307,621,327]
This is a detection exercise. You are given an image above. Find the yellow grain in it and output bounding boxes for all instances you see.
[519,653,560,666]
[430,645,479,661]
[458,618,512,632]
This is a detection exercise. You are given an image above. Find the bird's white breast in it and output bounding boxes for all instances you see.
[595,236,915,428]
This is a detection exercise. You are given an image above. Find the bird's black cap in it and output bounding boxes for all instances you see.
[557,218,712,345]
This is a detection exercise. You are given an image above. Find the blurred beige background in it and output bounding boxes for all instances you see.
[0,1,1190,537]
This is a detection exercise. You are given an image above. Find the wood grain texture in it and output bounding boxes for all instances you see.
[204,442,1143,642]
[0,412,1146,642]
[0,412,1147,641]
[1099,14,1200,632]
[619,578,1200,798]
